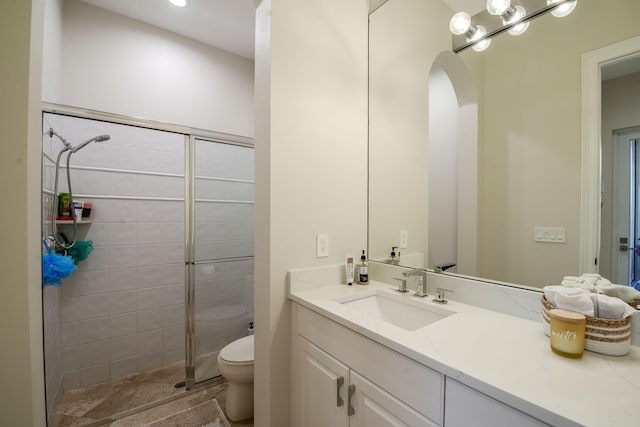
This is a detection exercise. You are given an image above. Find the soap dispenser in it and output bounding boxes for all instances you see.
[389,247,398,265]
[357,250,369,284]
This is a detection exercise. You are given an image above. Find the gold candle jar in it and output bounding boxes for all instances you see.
[549,309,586,358]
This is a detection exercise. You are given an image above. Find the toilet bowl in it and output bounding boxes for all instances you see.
[217,335,254,422]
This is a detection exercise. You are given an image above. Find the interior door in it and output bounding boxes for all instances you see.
[612,131,640,285]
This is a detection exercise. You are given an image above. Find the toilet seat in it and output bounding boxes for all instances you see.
[219,335,254,364]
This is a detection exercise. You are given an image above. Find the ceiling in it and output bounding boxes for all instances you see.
[79,0,256,59]
[79,0,638,79]
[77,0,482,61]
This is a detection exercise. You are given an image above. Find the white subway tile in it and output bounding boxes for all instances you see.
[162,285,185,306]
[109,245,137,269]
[110,357,138,380]
[138,351,163,372]
[109,199,137,223]
[63,371,80,390]
[163,346,184,365]
[82,223,108,247]
[137,288,164,310]
[162,305,184,328]
[77,294,109,320]
[137,264,184,288]
[109,268,137,291]
[77,247,109,271]
[109,223,137,245]
[79,317,109,344]
[77,270,109,296]
[80,364,109,387]
[60,297,78,322]
[108,173,136,197]
[137,330,163,354]
[61,321,78,347]
[110,313,138,338]
[109,291,137,315]
[62,346,79,372]
[162,325,184,349]
[79,340,109,368]
[137,309,163,332]
[110,334,138,361]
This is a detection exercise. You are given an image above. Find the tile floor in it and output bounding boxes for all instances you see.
[53,362,253,427]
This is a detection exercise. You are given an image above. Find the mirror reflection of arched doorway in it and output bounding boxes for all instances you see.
[427,52,478,277]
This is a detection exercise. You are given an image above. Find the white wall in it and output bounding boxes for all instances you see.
[0,0,47,425]
[254,0,369,424]
[60,0,254,137]
[471,0,640,286]
[42,0,63,103]
[428,65,459,269]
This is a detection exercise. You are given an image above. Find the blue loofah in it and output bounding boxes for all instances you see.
[42,241,77,286]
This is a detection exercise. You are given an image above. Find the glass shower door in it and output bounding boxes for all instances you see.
[188,138,254,385]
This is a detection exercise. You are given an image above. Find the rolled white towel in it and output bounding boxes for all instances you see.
[595,282,617,296]
[594,294,636,319]
[543,285,565,306]
[561,276,580,286]
[563,281,596,292]
[555,289,595,317]
[595,277,612,287]
[611,284,640,302]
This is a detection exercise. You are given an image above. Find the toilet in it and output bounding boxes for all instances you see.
[217,335,254,422]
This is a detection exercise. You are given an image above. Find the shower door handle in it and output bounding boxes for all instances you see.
[336,376,344,407]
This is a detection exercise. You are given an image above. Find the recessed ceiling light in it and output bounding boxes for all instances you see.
[169,0,189,7]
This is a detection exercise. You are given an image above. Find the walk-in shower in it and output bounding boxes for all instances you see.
[41,109,254,426]
[47,128,110,251]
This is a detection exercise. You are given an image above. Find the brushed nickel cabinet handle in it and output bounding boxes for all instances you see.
[347,384,356,416]
[336,376,344,407]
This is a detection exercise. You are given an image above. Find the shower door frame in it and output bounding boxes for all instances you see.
[42,102,254,391]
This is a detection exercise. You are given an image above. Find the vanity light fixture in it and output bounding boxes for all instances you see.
[449,11,492,52]
[450,0,577,53]
[168,0,189,7]
[547,0,577,17]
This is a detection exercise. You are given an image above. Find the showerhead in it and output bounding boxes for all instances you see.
[70,134,111,153]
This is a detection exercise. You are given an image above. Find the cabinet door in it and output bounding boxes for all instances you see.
[445,379,549,427]
[296,337,350,427]
[350,371,439,427]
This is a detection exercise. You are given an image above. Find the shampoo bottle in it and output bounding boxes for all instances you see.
[357,249,369,284]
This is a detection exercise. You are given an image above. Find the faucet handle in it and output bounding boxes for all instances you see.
[393,277,409,293]
[433,288,454,304]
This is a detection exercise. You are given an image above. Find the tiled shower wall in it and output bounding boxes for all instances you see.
[43,113,186,391]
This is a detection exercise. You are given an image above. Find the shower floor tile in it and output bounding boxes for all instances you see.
[53,361,253,427]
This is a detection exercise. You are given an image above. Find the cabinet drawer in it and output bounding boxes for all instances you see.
[296,303,443,424]
[445,378,549,427]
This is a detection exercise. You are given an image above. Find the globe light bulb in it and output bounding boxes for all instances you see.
[486,0,511,16]
[547,0,577,18]
[450,11,471,35]
[471,26,491,52]
[506,5,529,35]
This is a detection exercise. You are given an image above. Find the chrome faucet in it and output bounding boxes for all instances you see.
[402,269,428,298]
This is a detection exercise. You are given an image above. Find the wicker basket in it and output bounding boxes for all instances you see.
[541,296,632,356]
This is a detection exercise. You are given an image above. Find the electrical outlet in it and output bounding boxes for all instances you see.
[316,233,329,257]
[400,229,408,249]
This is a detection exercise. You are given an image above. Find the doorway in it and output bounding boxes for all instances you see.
[611,130,640,287]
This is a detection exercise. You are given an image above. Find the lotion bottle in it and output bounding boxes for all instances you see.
[345,255,355,286]
[357,249,369,284]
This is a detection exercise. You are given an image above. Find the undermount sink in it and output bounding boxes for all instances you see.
[340,292,453,331]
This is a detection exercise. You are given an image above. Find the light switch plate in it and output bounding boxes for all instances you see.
[534,226,565,243]
[316,233,329,257]
[400,229,408,249]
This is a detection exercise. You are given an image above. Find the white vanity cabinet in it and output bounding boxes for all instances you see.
[296,336,437,427]
[444,379,550,427]
[292,303,442,426]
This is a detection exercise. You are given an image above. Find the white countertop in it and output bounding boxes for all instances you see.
[289,277,640,427]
